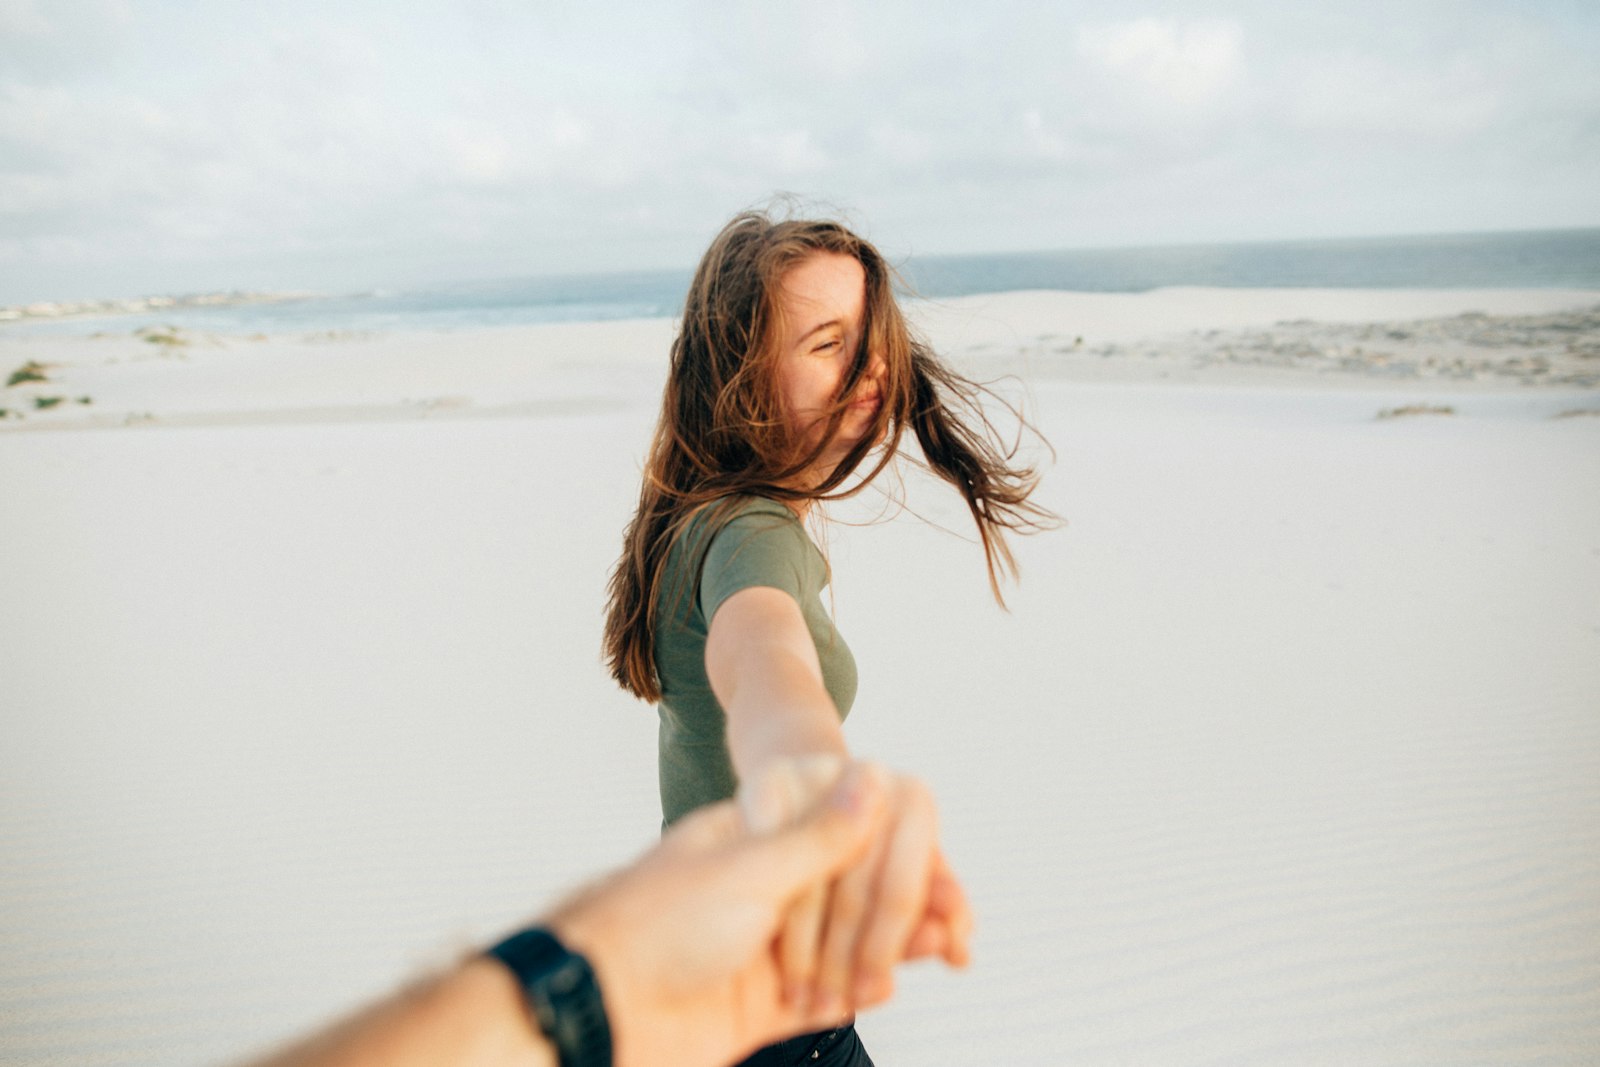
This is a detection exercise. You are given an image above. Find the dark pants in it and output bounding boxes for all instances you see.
[733,1023,873,1067]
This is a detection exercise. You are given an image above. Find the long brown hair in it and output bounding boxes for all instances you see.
[604,209,1054,701]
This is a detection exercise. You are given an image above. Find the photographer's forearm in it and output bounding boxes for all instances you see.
[243,958,555,1067]
[240,765,899,1067]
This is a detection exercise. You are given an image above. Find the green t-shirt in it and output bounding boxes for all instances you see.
[654,497,858,826]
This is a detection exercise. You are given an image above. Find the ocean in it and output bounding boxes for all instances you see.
[9,227,1600,338]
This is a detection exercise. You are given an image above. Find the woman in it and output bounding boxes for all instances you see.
[603,210,1051,1066]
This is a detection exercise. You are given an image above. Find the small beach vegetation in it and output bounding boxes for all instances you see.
[6,361,50,387]
[137,325,189,346]
[34,395,65,410]
[1378,404,1455,420]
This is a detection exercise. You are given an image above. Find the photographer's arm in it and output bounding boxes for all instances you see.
[243,766,887,1067]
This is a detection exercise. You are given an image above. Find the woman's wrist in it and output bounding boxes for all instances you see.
[739,754,849,833]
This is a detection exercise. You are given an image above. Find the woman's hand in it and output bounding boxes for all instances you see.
[740,758,974,1019]
[740,754,854,1011]
[812,772,972,1014]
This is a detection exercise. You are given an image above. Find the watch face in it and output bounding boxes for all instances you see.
[533,988,562,1034]
[547,956,585,996]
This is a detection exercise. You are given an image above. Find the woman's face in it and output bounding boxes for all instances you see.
[772,252,885,478]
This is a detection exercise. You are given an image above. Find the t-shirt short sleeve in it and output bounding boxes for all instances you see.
[698,509,811,625]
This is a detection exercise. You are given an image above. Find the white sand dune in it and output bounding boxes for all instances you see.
[1,288,1598,1065]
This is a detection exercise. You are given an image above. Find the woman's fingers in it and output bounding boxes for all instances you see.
[813,816,883,1017]
[900,853,973,965]
[740,761,967,1014]
[812,773,948,1013]
[734,755,854,1009]
[902,916,948,960]
[777,881,828,1008]
[850,776,937,1002]
[926,849,973,966]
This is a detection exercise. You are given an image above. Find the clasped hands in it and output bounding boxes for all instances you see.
[740,756,973,1018]
[550,757,972,1067]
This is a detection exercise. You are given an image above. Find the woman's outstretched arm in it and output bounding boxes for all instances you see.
[707,586,849,772]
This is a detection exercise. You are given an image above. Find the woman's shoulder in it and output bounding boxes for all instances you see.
[689,495,814,567]
[696,496,824,606]
[683,494,799,535]
[727,495,800,524]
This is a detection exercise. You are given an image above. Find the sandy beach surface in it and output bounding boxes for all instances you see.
[3,287,1598,1065]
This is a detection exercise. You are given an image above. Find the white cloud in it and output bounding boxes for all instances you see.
[747,128,829,175]
[867,122,934,168]
[0,82,185,215]
[0,0,50,35]
[1077,18,1245,110]
[1022,108,1067,161]
[447,128,514,185]
[0,0,133,77]
[1283,53,1506,137]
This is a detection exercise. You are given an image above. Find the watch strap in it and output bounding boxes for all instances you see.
[487,927,613,1067]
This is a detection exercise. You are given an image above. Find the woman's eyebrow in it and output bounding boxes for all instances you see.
[795,319,841,345]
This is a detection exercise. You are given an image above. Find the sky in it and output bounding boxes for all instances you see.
[2,0,1598,304]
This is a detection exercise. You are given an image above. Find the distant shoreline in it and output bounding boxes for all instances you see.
[0,290,323,325]
[7,227,1600,339]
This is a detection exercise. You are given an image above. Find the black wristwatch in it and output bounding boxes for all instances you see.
[486,927,613,1067]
